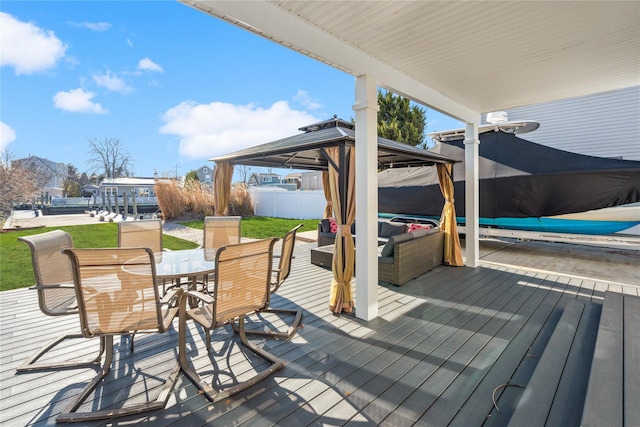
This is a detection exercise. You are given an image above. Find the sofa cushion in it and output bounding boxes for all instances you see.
[379,222,406,238]
[380,232,413,257]
[320,218,331,233]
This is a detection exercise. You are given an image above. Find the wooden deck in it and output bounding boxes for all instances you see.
[1,238,638,426]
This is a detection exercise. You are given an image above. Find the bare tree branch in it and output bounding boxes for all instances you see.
[86,137,135,178]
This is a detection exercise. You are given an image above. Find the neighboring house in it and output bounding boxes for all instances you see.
[282,172,302,189]
[98,177,157,199]
[495,86,640,161]
[248,172,281,187]
[13,155,67,198]
[80,184,100,198]
[194,165,213,184]
[300,171,324,191]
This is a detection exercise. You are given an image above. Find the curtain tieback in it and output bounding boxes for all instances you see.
[326,201,333,206]
[338,224,352,236]
[446,198,455,203]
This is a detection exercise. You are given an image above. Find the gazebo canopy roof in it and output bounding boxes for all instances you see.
[209,117,458,171]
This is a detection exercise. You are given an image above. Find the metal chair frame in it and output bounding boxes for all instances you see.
[17,230,104,372]
[56,247,182,422]
[243,224,304,339]
[178,238,285,403]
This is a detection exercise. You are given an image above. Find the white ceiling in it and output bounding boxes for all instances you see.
[181,0,639,122]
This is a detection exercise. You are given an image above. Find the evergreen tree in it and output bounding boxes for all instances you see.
[377,90,427,148]
[185,170,199,182]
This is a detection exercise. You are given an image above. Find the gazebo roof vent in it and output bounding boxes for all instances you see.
[299,115,354,133]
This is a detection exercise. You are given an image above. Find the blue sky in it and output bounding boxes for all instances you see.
[1,1,463,180]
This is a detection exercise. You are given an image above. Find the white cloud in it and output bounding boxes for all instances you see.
[159,100,319,160]
[53,88,107,114]
[69,21,111,32]
[93,71,133,93]
[0,121,17,151]
[138,58,163,73]
[293,90,323,110]
[0,12,67,75]
[126,38,133,47]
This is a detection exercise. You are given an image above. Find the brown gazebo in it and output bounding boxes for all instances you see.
[209,117,461,314]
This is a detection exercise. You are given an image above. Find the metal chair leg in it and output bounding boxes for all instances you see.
[17,334,104,372]
[235,308,303,340]
[179,312,285,403]
[56,335,179,422]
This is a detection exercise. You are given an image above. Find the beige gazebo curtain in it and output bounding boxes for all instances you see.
[326,146,356,314]
[321,170,333,219]
[213,163,234,216]
[437,163,463,266]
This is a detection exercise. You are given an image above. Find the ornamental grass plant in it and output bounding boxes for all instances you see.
[155,180,254,220]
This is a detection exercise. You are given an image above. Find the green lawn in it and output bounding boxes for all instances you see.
[1,217,319,292]
[0,223,198,292]
[179,216,319,239]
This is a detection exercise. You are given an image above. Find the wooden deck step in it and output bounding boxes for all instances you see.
[507,298,600,427]
[581,292,640,427]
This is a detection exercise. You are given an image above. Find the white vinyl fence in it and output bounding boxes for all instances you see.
[251,188,326,219]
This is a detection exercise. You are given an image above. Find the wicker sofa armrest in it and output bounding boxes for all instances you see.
[378,230,444,286]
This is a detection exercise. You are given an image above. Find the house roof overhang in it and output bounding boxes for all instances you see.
[180,1,639,121]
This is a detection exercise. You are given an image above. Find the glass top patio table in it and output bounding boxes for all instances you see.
[151,248,217,280]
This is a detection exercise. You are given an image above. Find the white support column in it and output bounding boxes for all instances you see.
[464,122,480,267]
[353,75,379,321]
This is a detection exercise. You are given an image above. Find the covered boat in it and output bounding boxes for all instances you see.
[378,125,640,234]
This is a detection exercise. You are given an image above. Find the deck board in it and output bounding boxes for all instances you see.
[1,239,638,426]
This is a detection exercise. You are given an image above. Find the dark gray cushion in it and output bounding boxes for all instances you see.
[380,232,413,257]
[379,222,406,238]
[320,219,331,233]
[411,228,430,238]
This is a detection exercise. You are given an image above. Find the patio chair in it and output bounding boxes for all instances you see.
[202,215,241,249]
[56,247,182,422]
[242,224,303,339]
[178,238,285,403]
[200,215,241,289]
[17,230,104,372]
[118,218,166,349]
[118,218,163,252]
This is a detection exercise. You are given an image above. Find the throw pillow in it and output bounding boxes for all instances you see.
[329,218,338,233]
[407,223,432,233]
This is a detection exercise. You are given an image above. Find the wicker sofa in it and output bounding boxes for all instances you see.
[316,219,444,286]
[377,227,444,286]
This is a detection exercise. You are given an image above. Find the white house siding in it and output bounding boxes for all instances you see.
[492,86,640,161]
